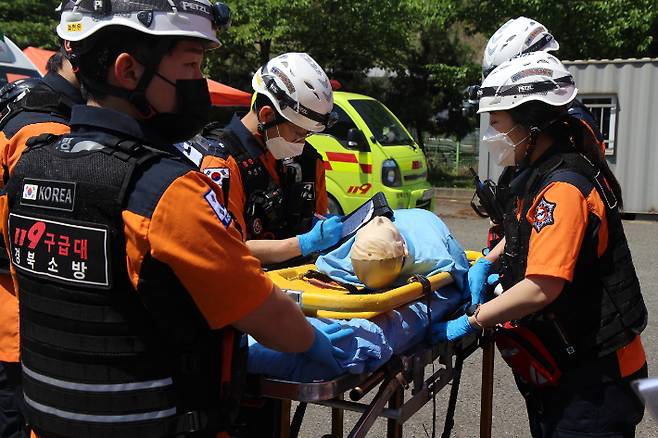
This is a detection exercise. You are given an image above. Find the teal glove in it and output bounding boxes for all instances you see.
[298,216,343,256]
[303,323,354,373]
[468,257,492,305]
[431,315,476,343]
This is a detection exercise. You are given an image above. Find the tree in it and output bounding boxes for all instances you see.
[207,0,418,91]
[457,0,658,60]
[380,1,482,144]
[0,0,61,49]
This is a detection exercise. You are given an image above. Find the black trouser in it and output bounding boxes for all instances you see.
[516,363,647,438]
[0,362,24,438]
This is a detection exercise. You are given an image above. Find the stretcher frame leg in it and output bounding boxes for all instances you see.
[331,393,344,438]
[387,386,404,438]
[279,399,291,438]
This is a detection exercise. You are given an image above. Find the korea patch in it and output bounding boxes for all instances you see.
[532,196,556,232]
[20,178,76,212]
[204,190,232,228]
[203,167,230,187]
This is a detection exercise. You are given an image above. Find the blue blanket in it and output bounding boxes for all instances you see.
[315,209,469,291]
[247,210,471,382]
[247,285,468,382]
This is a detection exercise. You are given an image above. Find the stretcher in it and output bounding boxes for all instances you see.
[245,251,484,437]
[269,250,482,320]
[247,332,480,438]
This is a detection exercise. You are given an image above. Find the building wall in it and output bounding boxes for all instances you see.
[566,59,658,214]
[478,58,658,214]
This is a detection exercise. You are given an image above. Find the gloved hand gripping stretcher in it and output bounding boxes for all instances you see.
[245,209,484,437]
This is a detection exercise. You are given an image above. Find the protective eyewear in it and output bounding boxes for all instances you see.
[210,2,231,32]
[465,84,481,104]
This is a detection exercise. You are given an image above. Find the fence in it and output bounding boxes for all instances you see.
[423,132,479,187]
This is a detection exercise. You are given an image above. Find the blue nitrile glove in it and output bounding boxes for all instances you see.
[431,315,476,343]
[298,216,343,256]
[303,323,355,373]
[468,257,493,305]
[487,273,500,286]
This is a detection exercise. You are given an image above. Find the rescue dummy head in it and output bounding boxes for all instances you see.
[351,216,407,289]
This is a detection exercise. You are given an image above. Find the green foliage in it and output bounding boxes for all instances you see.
[0,0,61,49]
[457,0,658,60]
[2,0,657,145]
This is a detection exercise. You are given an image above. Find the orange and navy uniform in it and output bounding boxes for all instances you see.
[0,72,83,363]
[198,115,327,239]
[8,106,272,438]
[522,179,645,378]
[69,107,273,333]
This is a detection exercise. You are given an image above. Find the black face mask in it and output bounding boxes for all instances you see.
[143,77,211,143]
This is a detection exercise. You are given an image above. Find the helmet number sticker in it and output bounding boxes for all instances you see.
[67,23,83,32]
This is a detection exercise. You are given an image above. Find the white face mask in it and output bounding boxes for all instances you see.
[265,125,305,159]
[480,124,528,166]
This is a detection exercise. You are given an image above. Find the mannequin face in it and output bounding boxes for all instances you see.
[489,110,530,164]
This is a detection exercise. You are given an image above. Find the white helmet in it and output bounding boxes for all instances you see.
[252,52,336,132]
[477,52,577,114]
[57,0,230,48]
[482,16,559,78]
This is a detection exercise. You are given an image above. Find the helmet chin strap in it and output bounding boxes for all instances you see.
[516,131,535,169]
[516,115,565,168]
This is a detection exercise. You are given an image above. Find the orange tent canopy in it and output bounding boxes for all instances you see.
[22,46,251,107]
[207,78,251,107]
[22,46,52,75]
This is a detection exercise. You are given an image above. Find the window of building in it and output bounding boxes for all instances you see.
[579,95,618,156]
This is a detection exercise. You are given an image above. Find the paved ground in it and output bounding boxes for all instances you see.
[296,188,658,437]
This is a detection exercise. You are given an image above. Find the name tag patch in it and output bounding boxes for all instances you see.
[204,190,232,228]
[20,178,76,212]
[9,213,110,287]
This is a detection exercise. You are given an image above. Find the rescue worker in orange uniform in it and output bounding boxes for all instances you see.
[176,52,342,267]
[434,53,647,437]
[2,1,352,437]
[0,49,83,437]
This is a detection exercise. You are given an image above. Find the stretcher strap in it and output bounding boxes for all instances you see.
[289,402,307,438]
[408,274,432,342]
[441,351,465,438]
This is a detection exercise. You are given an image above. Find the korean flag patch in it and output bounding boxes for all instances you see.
[204,190,232,228]
[203,167,230,187]
[532,196,556,232]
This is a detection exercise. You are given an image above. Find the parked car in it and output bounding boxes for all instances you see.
[0,35,42,86]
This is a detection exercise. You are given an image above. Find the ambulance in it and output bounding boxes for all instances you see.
[308,91,434,215]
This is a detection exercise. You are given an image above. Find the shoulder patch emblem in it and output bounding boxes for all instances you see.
[532,196,556,232]
[204,190,232,228]
[203,167,230,187]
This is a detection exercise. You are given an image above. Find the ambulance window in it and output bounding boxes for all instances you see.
[322,106,358,147]
[349,99,414,146]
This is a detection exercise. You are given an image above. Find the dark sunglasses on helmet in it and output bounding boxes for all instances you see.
[211,2,231,31]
